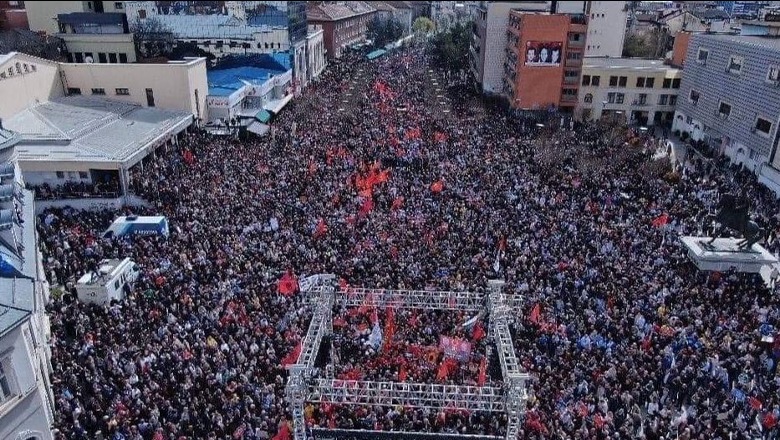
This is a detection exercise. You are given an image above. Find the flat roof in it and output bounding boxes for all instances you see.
[696,32,780,51]
[4,96,192,165]
[0,187,37,337]
[208,66,287,96]
[583,57,680,73]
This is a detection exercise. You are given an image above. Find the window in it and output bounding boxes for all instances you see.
[0,361,15,404]
[115,2,123,9]
[662,78,672,88]
[67,87,81,95]
[607,92,616,103]
[98,52,107,63]
[584,93,593,103]
[718,101,731,118]
[645,77,655,88]
[115,88,130,95]
[636,77,645,87]
[658,94,668,105]
[582,75,591,86]
[669,95,677,106]
[696,47,709,64]
[616,93,624,104]
[591,75,600,86]
[636,93,647,105]
[216,40,224,48]
[91,88,105,95]
[755,117,772,135]
[767,66,780,84]
[74,52,84,63]
[672,78,681,88]
[618,76,627,87]
[138,9,147,19]
[146,88,155,107]
[609,75,618,87]
[726,55,743,74]
[689,89,699,104]
[79,171,88,179]
[119,53,128,63]
[108,53,117,63]
[56,171,65,179]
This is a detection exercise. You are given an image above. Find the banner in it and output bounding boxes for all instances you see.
[439,336,472,361]
[525,41,562,66]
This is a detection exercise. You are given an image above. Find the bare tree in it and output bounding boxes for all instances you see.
[130,17,175,59]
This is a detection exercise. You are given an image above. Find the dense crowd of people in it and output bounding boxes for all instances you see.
[38,43,780,440]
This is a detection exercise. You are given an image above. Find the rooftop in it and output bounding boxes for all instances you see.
[57,12,125,26]
[583,57,680,72]
[307,1,376,22]
[4,96,192,165]
[143,14,287,40]
[696,32,780,51]
[208,66,289,96]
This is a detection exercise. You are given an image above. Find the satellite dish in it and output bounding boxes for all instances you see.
[85,56,94,63]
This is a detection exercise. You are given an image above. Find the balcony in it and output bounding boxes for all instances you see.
[565,58,582,67]
[563,76,579,85]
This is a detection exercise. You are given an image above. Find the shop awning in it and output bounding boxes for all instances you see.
[366,49,387,60]
[264,94,294,114]
[255,109,272,123]
[246,121,270,136]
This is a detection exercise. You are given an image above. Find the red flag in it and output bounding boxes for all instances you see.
[430,180,444,193]
[314,218,327,238]
[434,131,448,143]
[281,341,302,367]
[472,322,486,342]
[383,306,395,350]
[436,358,457,382]
[498,236,507,252]
[370,307,379,325]
[339,278,349,290]
[272,422,292,440]
[399,363,408,381]
[749,396,763,410]
[277,271,299,296]
[391,196,404,210]
[529,303,541,324]
[477,357,487,386]
[641,333,652,352]
[308,160,317,176]
[359,197,374,216]
[183,150,194,165]
[651,213,669,227]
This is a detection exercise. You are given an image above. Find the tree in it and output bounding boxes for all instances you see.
[622,28,671,58]
[430,21,471,73]
[367,16,404,48]
[130,17,175,59]
[413,17,435,35]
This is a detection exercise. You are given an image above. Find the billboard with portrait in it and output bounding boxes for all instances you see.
[525,41,563,66]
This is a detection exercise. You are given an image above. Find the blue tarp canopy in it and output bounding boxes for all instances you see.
[256,110,272,123]
[366,49,387,60]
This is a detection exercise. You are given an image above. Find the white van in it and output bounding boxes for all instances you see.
[75,258,140,305]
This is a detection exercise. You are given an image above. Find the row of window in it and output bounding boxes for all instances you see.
[0,61,37,80]
[581,74,681,89]
[197,40,284,50]
[55,171,89,179]
[67,88,154,106]
[688,88,774,135]
[697,46,780,84]
[583,92,678,106]
[66,52,128,64]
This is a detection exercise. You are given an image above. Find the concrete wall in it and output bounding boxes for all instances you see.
[481,2,515,94]
[0,323,54,440]
[585,1,627,58]
[59,57,208,120]
[306,26,326,84]
[0,53,64,120]
[670,31,691,67]
[60,32,137,63]
[25,0,88,34]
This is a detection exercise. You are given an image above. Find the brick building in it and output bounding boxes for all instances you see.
[503,11,587,111]
[307,1,376,59]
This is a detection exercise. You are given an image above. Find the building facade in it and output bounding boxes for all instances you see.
[674,32,780,187]
[431,1,478,32]
[503,11,587,111]
[56,12,136,64]
[0,158,56,440]
[0,1,28,31]
[584,1,627,57]
[307,2,376,59]
[577,57,681,125]
[306,25,326,85]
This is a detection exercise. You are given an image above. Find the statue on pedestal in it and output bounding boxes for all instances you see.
[700,192,764,250]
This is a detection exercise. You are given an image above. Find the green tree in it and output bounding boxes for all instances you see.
[130,17,175,59]
[413,16,435,35]
[368,17,404,48]
[430,21,471,73]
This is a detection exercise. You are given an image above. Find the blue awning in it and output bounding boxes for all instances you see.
[256,110,272,123]
[366,49,387,60]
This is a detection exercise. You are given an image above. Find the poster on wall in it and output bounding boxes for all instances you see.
[525,41,563,66]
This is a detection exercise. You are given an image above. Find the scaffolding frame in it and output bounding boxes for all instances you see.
[286,276,531,440]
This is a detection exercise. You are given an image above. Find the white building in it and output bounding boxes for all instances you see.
[585,1,628,58]
[305,25,326,87]
[0,156,56,440]
[431,1,479,32]
[471,1,527,95]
